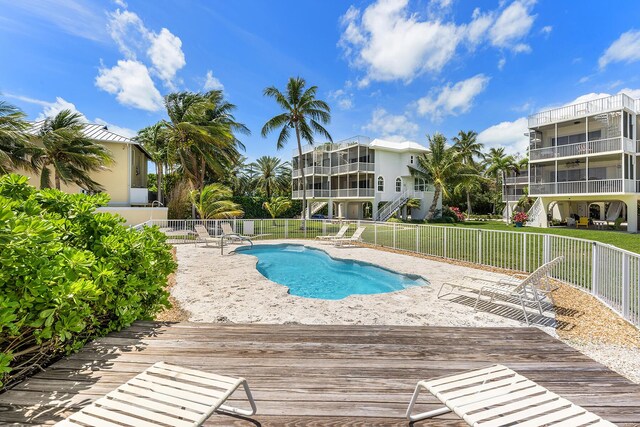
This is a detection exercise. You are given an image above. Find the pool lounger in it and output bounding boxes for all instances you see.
[55,362,257,426]
[333,226,366,247]
[406,364,615,425]
[316,224,350,241]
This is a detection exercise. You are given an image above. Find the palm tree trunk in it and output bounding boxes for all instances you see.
[54,170,61,190]
[466,190,472,217]
[294,124,306,229]
[156,161,162,204]
[427,185,441,219]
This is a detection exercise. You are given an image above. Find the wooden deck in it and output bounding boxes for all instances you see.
[2,322,640,426]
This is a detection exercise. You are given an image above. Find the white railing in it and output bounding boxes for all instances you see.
[292,166,331,178]
[528,93,635,127]
[292,188,375,199]
[330,162,375,175]
[529,179,628,195]
[376,189,411,221]
[295,135,371,155]
[140,218,640,329]
[504,176,529,184]
[530,137,624,161]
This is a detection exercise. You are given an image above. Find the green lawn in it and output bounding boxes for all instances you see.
[437,221,640,254]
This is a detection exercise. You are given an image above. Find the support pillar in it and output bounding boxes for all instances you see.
[328,201,333,219]
[625,197,638,233]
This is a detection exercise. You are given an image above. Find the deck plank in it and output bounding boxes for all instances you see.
[1,321,639,426]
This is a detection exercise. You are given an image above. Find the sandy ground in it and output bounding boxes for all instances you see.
[170,239,639,383]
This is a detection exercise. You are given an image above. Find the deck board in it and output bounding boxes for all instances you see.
[1,321,639,426]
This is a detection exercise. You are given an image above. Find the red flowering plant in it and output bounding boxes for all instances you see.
[512,211,529,223]
[449,206,465,222]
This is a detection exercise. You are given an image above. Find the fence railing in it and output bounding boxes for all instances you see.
[137,219,640,329]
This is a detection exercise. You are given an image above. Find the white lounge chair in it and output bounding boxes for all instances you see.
[194,224,221,247]
[316,225,349,241]
[406,364,615,425]
[56,362,257,426]
[438,257,563,325]
[333,226,366,247]
[221,222,253,244]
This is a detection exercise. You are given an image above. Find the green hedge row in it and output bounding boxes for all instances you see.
[0,174,176,389]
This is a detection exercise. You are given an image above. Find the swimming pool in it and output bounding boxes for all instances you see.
[235,244,428,299]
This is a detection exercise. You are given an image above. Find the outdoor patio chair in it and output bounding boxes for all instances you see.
[576,216,589,228]
[316,224,349,241]
[194,224,222,247]
[406,364,615,425]
[438,257,564,325]
[55,362,257,427]
[221,222,254,244]
[333,226,366,247]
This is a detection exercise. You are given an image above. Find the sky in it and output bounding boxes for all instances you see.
[2,0,640,162]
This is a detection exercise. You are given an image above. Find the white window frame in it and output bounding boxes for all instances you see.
[410,155,414,164]
[395,177,402,192]
[377,176,384,192]
[414,177,426,192]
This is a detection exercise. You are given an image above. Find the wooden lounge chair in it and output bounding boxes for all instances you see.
[316,225,349,241]
[333,226,366,247]
[194,224,221,247]
[406,364,615,425]
[56,362,257,426]
[576,216,589,228]
[438,257,563,325]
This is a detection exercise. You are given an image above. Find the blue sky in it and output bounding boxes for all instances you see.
[2,0,640,161]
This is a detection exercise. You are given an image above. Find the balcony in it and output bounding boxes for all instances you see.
[502,194,522,202]
[292,166,330,178]
[292,188,375,199]
[528,93,635,127]
[529,137,633,161]
[294,135,371,156]
[529,179,637,195]
[503,176,529,185]
[292,162,375,178]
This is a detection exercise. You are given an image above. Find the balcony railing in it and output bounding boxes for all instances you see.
[529,179,634,195]
[294,135,372,156]
[503,176,528,184]
[528,93,635,127]
[502,194,522,202]
[292,162,376,178]
[292,188,376,199]
[529,137,629,161]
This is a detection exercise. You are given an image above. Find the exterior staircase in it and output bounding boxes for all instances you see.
[307,201,328,218]
[525,197,545,227]
[375,190,412,222]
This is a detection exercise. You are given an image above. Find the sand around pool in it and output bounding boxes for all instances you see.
[172,240,552,329]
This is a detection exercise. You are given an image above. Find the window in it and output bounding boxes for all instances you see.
[410,155,414,164]
[377,176,384,192]
[414,177,426,192]
[395,177,402,192]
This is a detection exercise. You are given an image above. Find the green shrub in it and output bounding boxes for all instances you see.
[0,174,176,389]
[386,217,403,223]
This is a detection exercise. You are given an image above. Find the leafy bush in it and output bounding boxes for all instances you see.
[232,196,301,219]
[0,174,176,388]
[386,217,403,223]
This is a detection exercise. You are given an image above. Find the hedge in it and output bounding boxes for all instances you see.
[0,174,176,389]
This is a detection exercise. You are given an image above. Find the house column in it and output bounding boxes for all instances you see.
[328,200,333,219]
[625,197,638,233]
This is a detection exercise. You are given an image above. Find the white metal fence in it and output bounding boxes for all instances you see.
[136,218,640,329]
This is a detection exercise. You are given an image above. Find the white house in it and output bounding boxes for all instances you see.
[291,136,441,220]
[525,92,639,232]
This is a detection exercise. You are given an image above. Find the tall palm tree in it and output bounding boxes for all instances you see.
[136,122,168,204]
[226,156,254,197]
[261,77,332,228]
[32,110,113,191]
[411,133,460,219]
[0,100,33,174]
[483,147,518,214]
[263,196,292,225]
[163,90,249,194]
[189,183,244,219]
[452,130,484,215]
[249,156,290,199]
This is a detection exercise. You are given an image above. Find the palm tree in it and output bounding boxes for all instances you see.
[261,77,332,228]
[32,110,113,191]
[411,133,460,219]
[454,173,484,217]
[483,147,518,214]
[249,156,290,199]
[0,100,33,174]
[226,156,254,197]
[190,183,244,219]
[452,130,484,215]
[163,90,249,194]
[263,196,292,225]
[136,122,168,204]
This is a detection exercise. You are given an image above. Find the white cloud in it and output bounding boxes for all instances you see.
[95,59,164,111]
[363,108,419,140]
[540,25,552,36]
[618,88,640,99]
[339,0,463,83]
[204,70,224,90]
[328,88,354,110]
[415,74,490,120]
[489,1,536,51]
[497,57,506,70]
[94,118,137,138]
[107,9,147,59]
[599,29,640,69]
[113,0,127,7]
[147,28,186,88]
[339,0,536,84]
[35,97,87,121]
[477,117,529,154]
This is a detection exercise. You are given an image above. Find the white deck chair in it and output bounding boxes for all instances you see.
[316,225,349,241]
[438,257,563,325]
[194,224,221,247]
[406,364,615,425]
[55,362,257,427]
[221,222,253,244]
[333,226,366,247]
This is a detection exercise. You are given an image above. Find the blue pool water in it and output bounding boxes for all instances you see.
[235,244,428,299]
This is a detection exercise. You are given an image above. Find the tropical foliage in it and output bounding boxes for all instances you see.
[0,174,175,389]
[0,101,33,174]
[190,183,244,219]
[263,196,292,224]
